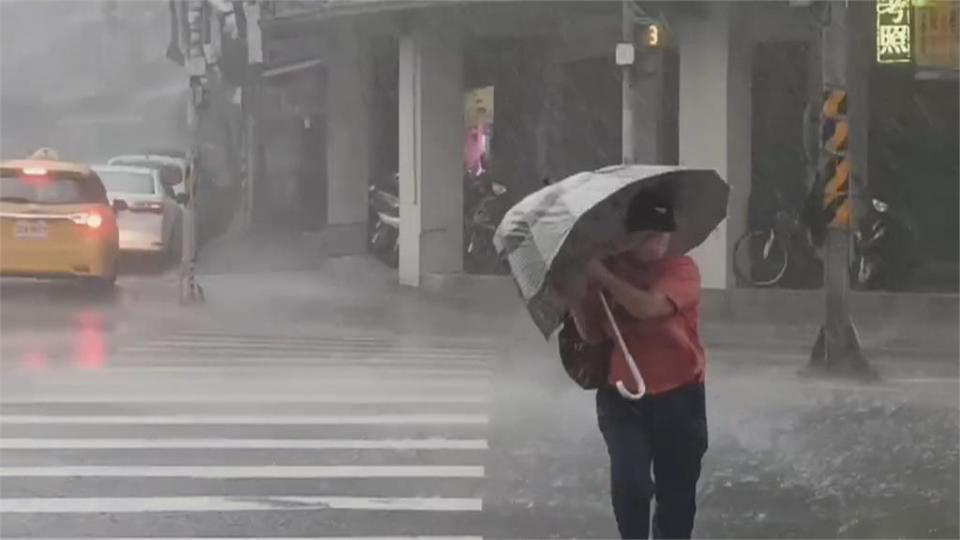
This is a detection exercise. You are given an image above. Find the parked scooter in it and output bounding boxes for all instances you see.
[368,174,400,268]
[366,171,510,273]
[464,172,510,274]
[803,174,920,291]
[852,195,921,290]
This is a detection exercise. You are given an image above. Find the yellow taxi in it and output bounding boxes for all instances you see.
[1,158,120,287]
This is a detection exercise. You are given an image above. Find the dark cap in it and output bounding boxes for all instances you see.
[625,187,677,232]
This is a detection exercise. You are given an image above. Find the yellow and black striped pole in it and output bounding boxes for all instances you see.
[821,89,851,229]
[807,2,874,377]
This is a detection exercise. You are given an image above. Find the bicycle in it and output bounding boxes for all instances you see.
[733,192,822,287]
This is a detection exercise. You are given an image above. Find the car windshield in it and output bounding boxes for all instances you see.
[110,159,183,186]
[96,170,156,194]
[0,173,106,205]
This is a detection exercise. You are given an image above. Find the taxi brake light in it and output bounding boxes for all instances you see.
[69,212,104,229]
[22,167,48,176]
[86,212,104,229]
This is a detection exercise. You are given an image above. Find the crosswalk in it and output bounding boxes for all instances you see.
[0,330,496,539]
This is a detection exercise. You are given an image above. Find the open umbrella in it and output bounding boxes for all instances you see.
[494,165,728,399]
[494,164,729,339]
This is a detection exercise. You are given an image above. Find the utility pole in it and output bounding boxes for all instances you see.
[242,0,263,231]
[807,1,874,377]
[620,0,636,165]
[180,0,207,304]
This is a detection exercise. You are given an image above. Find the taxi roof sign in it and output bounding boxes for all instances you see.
[29,148,60,160]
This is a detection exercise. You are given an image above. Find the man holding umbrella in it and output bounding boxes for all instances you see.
[494,165,727,539]
[565,188,708,539]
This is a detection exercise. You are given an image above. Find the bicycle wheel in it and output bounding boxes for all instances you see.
[733,230,789,287]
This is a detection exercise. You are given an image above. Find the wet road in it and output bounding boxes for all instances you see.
[1,328,494,538]
[1,256,957,539]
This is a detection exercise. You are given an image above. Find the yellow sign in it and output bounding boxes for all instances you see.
[822,89,847,118]
[877,0,913,64]
[823,156,852,228]
[915,0,959,69]
[821,90,852,230]
[465,86,494,128]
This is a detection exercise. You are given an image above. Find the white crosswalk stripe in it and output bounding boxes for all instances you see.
[0,330,495,538]
[0,438,490,450]
[1,414,489,424]
[2,393,489,404]
[0,495,484,513]
[6,538,481,540]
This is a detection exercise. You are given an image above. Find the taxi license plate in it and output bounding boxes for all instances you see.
[14,220,48,240]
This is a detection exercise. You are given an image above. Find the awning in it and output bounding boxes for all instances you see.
[261,58,325,79]
[260,0,463,29]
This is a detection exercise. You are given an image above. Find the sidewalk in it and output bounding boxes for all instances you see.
[196,229,327,275]
[182,232,958,360]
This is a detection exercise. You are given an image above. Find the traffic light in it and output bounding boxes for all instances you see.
[643,23,661,48]
[633,14,667,49]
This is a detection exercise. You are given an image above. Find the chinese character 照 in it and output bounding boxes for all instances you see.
[878,24,912,59]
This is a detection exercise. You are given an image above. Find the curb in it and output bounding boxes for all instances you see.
[421,272,959,324]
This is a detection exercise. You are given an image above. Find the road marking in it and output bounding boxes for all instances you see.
[97,357,493,368]
[177,330,497,347]
[140,335,496,354]
[93,366,492,376]
[116,352,493,362]
[0,465,485,479]
[135,337,496,352]
[0,495,483,513]
[5,538,481,540]
[8,379,492,391]
[0,414,489,425]
[96,355,492,365]
[0,393,489,404]
[0,438,489,450]
[121,342,496,356]
[170,331,493,343]
[117,351,496,362]
[888,377,959,384]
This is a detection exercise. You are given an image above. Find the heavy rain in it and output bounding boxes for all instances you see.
[0,1,957,539]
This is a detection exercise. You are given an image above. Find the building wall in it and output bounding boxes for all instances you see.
[675,2,818,289]
[258,2,824,287]
[325,19,372,250]
[676,2,752,289]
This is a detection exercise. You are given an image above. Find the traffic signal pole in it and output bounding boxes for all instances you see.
[180,0,206,305]
[621,0,636,166]
[808,2,874,377]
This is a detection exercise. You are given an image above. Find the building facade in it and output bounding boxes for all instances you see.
[251,0,958,291]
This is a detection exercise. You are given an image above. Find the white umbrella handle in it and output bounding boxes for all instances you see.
[597,292,646,400]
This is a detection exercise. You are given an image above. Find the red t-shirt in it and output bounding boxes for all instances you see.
[604,255,705,395]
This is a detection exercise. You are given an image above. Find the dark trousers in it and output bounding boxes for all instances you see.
[597,383,708,539]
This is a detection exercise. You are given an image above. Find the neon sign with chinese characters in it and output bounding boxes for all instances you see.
[877,0,913,64]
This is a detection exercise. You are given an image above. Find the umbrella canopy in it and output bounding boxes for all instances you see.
[493,164,729,338]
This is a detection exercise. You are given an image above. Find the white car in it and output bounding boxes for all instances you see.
[107,154,188,197]
[93,165,182,256]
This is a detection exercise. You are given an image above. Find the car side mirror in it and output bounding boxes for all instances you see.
[112,199,129,212]
[175,193,190,205]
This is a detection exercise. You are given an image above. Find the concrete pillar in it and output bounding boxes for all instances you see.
[397,21,464,287]
[676,3,752,289]
[324,20,372,254]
